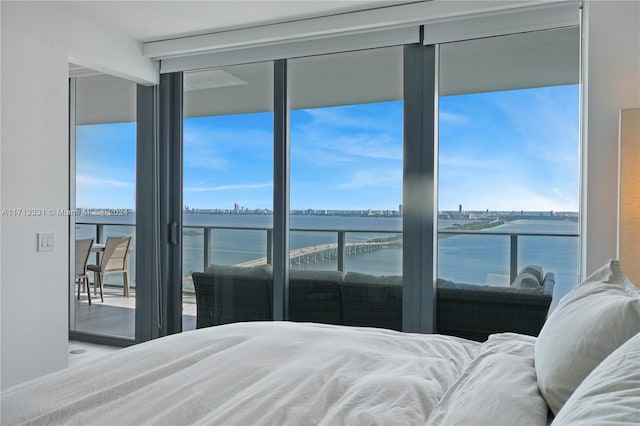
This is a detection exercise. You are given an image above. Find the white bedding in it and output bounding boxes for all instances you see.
[1,322,547,426]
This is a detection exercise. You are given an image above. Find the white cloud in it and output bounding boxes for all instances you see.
[293,132,402,167]
[183,130,229,170]
[336,169,401,190]
[291,105,402,167]
[439,111,471,125]
[440,182,578,212]
[184,151,229,170]
[185,182,272,192]
[75,175,135,209]
[183,126,272,170]
[438,155,500,170]
[335,135,402,161]
[303,107,399,133]
[496,86,579,167]
[76,175,133,188]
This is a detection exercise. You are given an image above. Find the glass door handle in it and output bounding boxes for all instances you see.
[170,221,179,246]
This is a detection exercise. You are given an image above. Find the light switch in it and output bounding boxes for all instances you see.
[37,232,54,252]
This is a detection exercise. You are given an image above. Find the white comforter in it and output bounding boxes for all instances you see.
[1,322,547,425]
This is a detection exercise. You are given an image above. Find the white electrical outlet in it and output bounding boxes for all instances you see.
[37,232,54,252]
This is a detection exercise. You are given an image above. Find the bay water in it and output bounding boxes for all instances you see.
[76,214,579,298]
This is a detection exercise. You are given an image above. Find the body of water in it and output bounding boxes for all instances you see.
[76,214,580,297]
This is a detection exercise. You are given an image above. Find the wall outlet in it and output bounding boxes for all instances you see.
[37,232,54,252]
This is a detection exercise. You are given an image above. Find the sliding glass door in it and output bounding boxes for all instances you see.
[435,28,581,338]
[70,73,137,340]
[164,19,581,339]
[179,48,404,331]
[288,47,403,329]
[67,3,583,348]
[182,63,274,330]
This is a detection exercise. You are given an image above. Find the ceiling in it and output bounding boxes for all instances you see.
[68,1,579,124]
[57,0,417,43]
[76,26,579,124]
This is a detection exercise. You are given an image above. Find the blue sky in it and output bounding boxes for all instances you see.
[76,122,136,209]
[439,85,579,212]
[76,84,579,212]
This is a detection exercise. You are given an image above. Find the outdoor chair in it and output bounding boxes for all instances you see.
[87,236,132,302]
[75,238,94,305]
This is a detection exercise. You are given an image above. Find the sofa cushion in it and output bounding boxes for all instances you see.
[446,281,544,295]
[290,269,344,283]
[436,278,458,289]
[436,277,553,341]
[344,271,401,286]
[340,275,402,331]
[194,264,273,328]
[519,265,544,284]
[511,272,542,289]
[289,270,343,325]
[205,263,273,278]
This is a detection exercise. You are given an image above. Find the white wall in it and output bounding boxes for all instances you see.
[582,0,640,278]
[0,1,156,389]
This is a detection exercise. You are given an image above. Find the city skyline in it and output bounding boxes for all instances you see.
[76,84,579,213]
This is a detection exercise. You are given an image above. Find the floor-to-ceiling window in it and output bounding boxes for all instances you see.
[435,28,580,337]
[150,4,582,339]
[70,73,137,340]
[287,47,403,329]
[182,62,274,330]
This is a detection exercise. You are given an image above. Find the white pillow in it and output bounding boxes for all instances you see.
[535,259,640,415]
[551,331,640,425]
[426,334,548,426]
[512,272,541,289]
[520,265,544,284]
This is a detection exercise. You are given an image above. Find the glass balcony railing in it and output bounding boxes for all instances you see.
[75,220,578,338]
[437,229,579,294]
[76,221,579,300]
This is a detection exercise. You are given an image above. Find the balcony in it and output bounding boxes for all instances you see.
[73,220,578,338]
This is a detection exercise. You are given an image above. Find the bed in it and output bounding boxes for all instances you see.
[2,260,639,425]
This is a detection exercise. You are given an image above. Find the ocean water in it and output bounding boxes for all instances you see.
[76,214,579,296]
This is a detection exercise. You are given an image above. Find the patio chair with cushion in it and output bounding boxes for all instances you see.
[75,238,94,305]
[87,236,132,302]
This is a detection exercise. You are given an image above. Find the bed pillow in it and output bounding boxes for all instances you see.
[426,333,548,426]
[551,331,640,425]
[535,260,640,415]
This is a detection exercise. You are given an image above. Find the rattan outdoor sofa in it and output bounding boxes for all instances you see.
[192,265,554,341]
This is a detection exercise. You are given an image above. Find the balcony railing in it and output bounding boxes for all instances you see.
[437,229,579,283]
[76,221,578,288]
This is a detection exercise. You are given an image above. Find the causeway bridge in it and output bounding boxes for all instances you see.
[235,241,389,268]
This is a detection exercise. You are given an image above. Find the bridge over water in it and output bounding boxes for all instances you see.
[235,241,389,268]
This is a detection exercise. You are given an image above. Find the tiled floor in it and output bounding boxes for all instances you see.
[69,285,197,363]
[73,285,197,338]
[68,340,121,368]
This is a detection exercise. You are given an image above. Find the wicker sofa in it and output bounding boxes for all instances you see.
[192,265,554,341]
